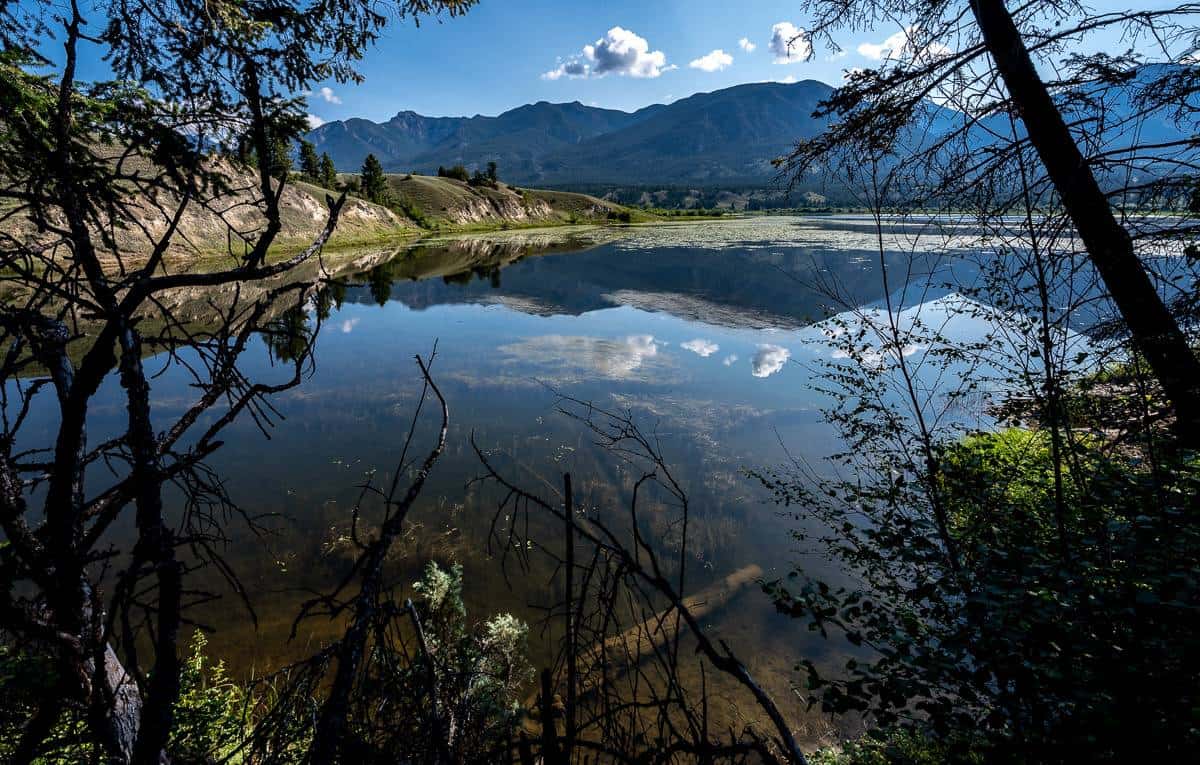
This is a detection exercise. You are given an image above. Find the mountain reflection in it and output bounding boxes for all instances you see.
[341,223,947,331]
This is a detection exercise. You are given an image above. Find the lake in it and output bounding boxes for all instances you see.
[13,214,1014,737]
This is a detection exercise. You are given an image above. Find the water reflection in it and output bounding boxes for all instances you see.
[681,338,719,357]
[499,334,668,380]
[751,344,791,378]
[341,221,949,330]
[13,217,1023,695]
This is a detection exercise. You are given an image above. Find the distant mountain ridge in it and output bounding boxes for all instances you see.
[306,80,836,186]
[307,67,1195,189]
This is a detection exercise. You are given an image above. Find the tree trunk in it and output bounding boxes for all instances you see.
[100,642,145,762]
[970,0,1200,445]
[118,330,181,765]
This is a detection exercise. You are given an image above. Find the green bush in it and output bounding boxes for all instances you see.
[392,193,431,228]
[812,729,983,765]
[168,631,251,763]
[0,642,94,764]
[768,424,1200,763]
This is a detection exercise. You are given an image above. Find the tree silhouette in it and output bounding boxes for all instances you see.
[783,1,1200,444]
[0,1,475,762]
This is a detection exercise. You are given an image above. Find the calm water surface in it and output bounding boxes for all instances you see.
[18,216,1009,712]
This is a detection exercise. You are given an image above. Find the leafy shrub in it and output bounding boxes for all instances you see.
[0,641,95,763]
[392,193,431,228]
[0,632,249,765]
[344,562,532,764]
[812,729,982,765]
[767,426,1200,763]
[467,169,496,188]
[169,631,251,763]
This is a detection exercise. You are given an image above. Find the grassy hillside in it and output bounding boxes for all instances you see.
[380,173,648,229]
[119,176,417,258]
[268,179,416,250]
[3,164,649,271]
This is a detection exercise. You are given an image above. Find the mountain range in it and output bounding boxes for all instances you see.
[306,80,835,186]
[306,67,1194,189]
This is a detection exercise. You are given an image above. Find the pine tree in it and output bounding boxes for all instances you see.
[269,135,292,180]
[360,153,388,204]
[319,152,337,189]
[299,139,320,181]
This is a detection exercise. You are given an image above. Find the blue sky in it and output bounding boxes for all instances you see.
[38,0,1160,125]
[307,0,915,122]
[301,0,1152,124]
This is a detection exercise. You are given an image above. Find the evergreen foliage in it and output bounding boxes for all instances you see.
[437,164,470,182]
[319,152,338,189]
[360,153,388,204]
[298,139,321,182]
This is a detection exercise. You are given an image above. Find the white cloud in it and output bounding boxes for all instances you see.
[722,354,739,366]
[770,22,811,64]
[682,338,720,357]
[543,27,671,80]
[308,86,341,104]
[340,318,360,333]
[542,59,590,80]
[752,344,791,378]
[857,26,950,63]
[306,114,326,129]
[857,28,909,60]
[689,49,733,73]
[738,37,756,53]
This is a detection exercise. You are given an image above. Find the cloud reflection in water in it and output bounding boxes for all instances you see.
[498,334,669,381]
[751,344,791,378]
[681,338,719,357]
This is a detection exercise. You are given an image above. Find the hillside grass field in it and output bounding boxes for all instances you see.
[379,173,652,229]
[1,165,657,269]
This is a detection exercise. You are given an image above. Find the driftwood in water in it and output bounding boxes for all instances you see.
[529,562,765,714]
[591,563,764,668]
